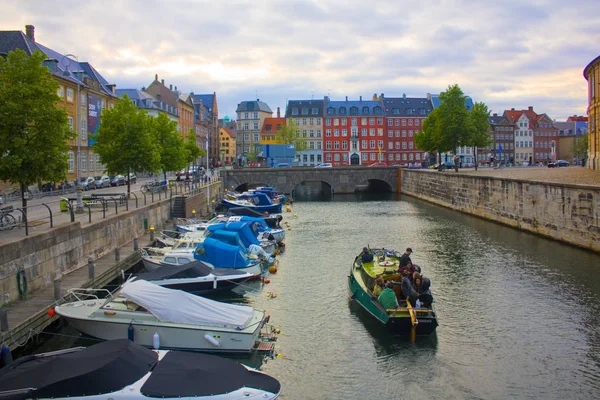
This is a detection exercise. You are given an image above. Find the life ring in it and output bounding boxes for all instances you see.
[378,261,395,267]
[16,268,28,296]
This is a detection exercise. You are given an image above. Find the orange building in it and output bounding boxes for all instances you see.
[260,116,286,144]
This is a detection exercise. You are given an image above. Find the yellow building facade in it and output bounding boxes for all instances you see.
[219,127,236,165]
[584,55,600,170]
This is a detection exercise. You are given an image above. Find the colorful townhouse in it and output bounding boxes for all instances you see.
[504,107,558,165]
[322,96,386,166]
[236,100,273,157]
[143,75,180,126]
[191,93,219,167]
[380,94,432,166]
[177,91,195,137]
[259,110,286,145]
[219,127,236,166]
[285,100,324,166]
[584,55,599,170]
[555,116,588,164]
[486,113,516,164]
[0,25,118,183]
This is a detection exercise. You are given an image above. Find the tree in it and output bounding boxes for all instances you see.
[93,94,160,195]
[0,49,74,214]
[415,108,442,166]
[183,129,204,168]
[277,119,308,152]
[152,112,186,181]
[572,133,588,164]
[466,102,491,171]
[437,84,471,171]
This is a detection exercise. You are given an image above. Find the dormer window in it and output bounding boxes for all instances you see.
[393,108,399,115]
[311,108,319,115]
[339,107,346,115]
[350,106,358,115]
[362,106,369,115]
[327,107,335,115]
[292,108,299,116]
[374,106,382,114]
[302,108,309,115]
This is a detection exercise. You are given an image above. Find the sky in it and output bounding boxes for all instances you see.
[2,0,599,121]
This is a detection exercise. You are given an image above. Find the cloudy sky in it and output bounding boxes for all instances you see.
[2,0,599,120]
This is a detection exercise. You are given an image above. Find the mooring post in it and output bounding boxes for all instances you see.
[150,225,155,242]
[115,248,120,262]
[133,237,139,251]
[0,309,8,332]
[53,279,61,300]
[88,256,95,280]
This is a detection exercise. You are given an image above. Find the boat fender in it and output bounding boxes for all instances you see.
[153,332,160,349]
[213,276,218,289]
[204,334,220,347]
[128,323,134,342]
[16,268,27,297]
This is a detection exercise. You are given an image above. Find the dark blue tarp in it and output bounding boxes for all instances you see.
[194,237,252,269]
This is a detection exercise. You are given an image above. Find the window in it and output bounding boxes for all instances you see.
[350,107,358,115]
[89,153,95,171]
[326,142,332,150]
[339,107,346,115]
[317,154,322,162]
[302,118,307,125]
[302,108,309,115]
[326,129,331,137]
[362,107,369,115]
[342,141,348,150]
[408,119,413,126]
[57,86,65,98]
[416,153,421,160]
[310,129,315,137]
[396,130,400,137]
[253,122,259,130]
[361,140,367,149]
[409,142,413,149]
[402,119,407,126]
[334,141,340,149]
[334,118,339,126]
[377,128,383,136]
[96,154,101,170]
[341,118,347,125]
[378,140,383,149]
[244,133,249,141]
[66,88,74,103]
[388,142,394,149]
[374,106,381,114]
[81,94,87,106]
[68,152,74,172]
[334,129,339,137]
[377,118,383,125]
[327,107,335,115]
[402,130,407,137]
[312,108,318,115]
[402,153,407,160]
[80,117,87,140]
[370,140,375,149]
[369,118,375,125]
[415,119,420,126]
[292,108,299,116]
[402,142,407,149]
[396,154,401,161]
[68,116,74,130]
[253,112,258,119]
[81,153,87,171]
[395,119,400,126]
[326,118,331,126]
[388,119,393,127]
[361,128,367,136]
[317,118,321,125]
[370,153,376,160]
[409,130,413,137]
[388,130,393,138]
[395,142,400,149]
[369,128,375,136]
[326,154,332,162]
[362,153,368,160]
[244,112,248,119]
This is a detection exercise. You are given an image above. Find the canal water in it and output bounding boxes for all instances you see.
[29,194,600,399]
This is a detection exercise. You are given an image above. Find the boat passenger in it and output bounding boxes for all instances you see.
[372,277,384,297]
[399,247,413,268]
[361,247,374,263]
[377,282,399,310]
[417,276,433,308]
[401,270,419,307]
[398,262,416,277]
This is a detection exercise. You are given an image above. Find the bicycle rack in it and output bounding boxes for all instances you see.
[63,200,75,222]
[108,197,118,215]
[40,203,53,228]
[128,192,138,208]
[14,208,28,236]
[141,191,147,206]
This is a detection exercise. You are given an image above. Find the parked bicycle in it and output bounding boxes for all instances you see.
[0,206,17,231]
[140,180,167,194]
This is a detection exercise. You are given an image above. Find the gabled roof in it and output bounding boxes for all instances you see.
[382,97,433,117]
[324,98,384,116]
[236,100,273,113]
[427,93,474,111]
[504,109,525,123]
[193,94,215,111]
[566,115,587,122]
[285,100,324,118]
[260,117,286,134]
[220,127,235,139]
[0,31,37,56]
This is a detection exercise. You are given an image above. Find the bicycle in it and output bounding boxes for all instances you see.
[0,206,17,231]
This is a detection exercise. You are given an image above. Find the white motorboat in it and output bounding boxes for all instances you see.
[55,280,272,353]
[0,339,281,399]
[145,234,207,256]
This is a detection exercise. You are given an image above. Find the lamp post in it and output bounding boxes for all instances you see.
[61,54,84,213]
[206,135,210,214]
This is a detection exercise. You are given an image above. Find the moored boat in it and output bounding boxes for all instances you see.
[348,248,438,336]
[0,339,282,399]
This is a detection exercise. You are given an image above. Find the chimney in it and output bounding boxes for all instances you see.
[277,107,280,118]
[380,93,384,98]
[25,25,35,42]
[169,84,173,90]
[141,86,145,91]
[359,95,362,101]
[155,74,158,81]
[403,93,406,99]
[528,106,533,111]
[493,113,497,116]
[161,79,165,85]
[345,96,348,101]
[373,93,377,100]
[511,108,515,111]
[175,86,177,91]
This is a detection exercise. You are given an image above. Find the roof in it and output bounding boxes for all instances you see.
[382,97,433,117]
[427,93,474,111]
[0,339,157,399]
[220,127,236,139]
[193,94,215,111]
[324,98,384,116]
[504,109,525,123]
[567,116,588,122]
[583,54,600,79]
[285,99,324,118]
[260,117,286,134]
[0,31,37,56]
[236,100,273,113]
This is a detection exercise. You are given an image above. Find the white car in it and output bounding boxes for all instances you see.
[315,163,333,168]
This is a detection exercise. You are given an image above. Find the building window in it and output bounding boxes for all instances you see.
[362,140,367,149]
[326,154,332,162]
[326,129,331,137]
[89,153,95,171]
[377,118,383,125]
[66,88,74,103]
[57,86,65,98]
[362,153,368,160]
[326,142,332,150]
[316,118,321,125]
[378,140,383,149]
[310,129,315,137]
[361,128,367,136]
[292,108,298,116]
[312,108,318,115]
[68,116,74,130]
[377,128,383,136]
[362,107,369,115]
[342,129,347,136]
[395,142,400,149]
[334,129,339,137]
[374,106,382,114]
[342,141,348,150]
[402,119,406,126]
[81,153,87,171]
[68,152,74,172]
[302,118,307,125]
[388,119,393,127]
[370,153,376,160]
[370,140,375,149]
[326,118,331,126]
[334,141,340,150]
[80,117,87,140]
[253,112,258,119]
[81,93,87,106]
[334,153,340,161]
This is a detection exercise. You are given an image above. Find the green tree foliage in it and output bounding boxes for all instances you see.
[277,119,308,152]
[152,112,186,181]
[466,102,491,170]
[93,95,160,194]
[0,49,74,211]
[183,129,204,166]
[572,133,588,162]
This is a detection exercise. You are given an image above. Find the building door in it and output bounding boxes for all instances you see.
[350,153,360,165]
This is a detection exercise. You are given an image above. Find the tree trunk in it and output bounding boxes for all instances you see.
[474,147,478,171]
[163,170,167,183]
[20,181,28,220]
[127,167,131,198]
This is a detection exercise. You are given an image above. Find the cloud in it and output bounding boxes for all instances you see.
[1,0,598,120]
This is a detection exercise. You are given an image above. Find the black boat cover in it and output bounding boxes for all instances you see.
[140,350,281,397]
[0,339,157,399]
[136,261,250,281]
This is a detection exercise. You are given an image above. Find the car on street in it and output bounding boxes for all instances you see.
[94,175,111,188]
[127,173,137,184]
[548,160,570,168]
[111,175,126,186]
[81,177,97,190]
[315,163,333,168]
[274,163,292,168]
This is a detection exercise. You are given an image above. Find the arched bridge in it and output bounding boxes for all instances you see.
[222,166,401,194]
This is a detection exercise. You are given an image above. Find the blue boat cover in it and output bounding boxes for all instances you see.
[194,237,252,269]
[238,192,273,206]
[207,222,260,248]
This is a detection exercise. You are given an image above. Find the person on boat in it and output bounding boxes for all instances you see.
[400,270,419,307]
[416,276,433,308]
[399,248,413,268]
[372,277,384,297]
[361,247,374,263]
[377,282,399,309]
[398,262,416,277]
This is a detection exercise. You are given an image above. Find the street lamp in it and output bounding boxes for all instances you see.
[206,135,210,213]
[61,54,84,213]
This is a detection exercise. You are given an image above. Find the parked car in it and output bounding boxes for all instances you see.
[369,162,388,167]
[127,173,137,184]
[438,161,456,171]
[315,163,333,168]
[94,175,111,188]
[111,175,126,186]
[548,160,570,168]
[274,163,292,168]
[81,177,97,190]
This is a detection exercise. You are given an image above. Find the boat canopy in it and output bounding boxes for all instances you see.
[0,339,157,399]
[121,280,254,328]
[135,261,214,281]
[207,221,261,247]
[238,192,274,206]
[195,237,253,269]
[205,229,249,251]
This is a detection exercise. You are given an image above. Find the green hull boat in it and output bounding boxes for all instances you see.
[348,248,438,336]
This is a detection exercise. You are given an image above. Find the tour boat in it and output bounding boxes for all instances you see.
[0,339,281,399]
[55,280,273,353]
[348,248,438,336]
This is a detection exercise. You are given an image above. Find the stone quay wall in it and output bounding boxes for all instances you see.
[401,170,600,252]
[0,199,171,305]
[184,181,223,218]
